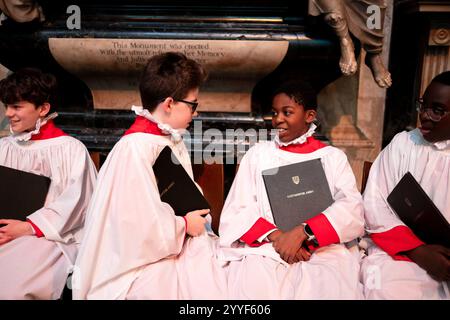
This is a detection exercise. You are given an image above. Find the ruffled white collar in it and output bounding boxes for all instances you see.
[131,106,185,142]
[415,128,450,151]
[432,139,450,150]
[10,112,58,142]
[274,123,317,147]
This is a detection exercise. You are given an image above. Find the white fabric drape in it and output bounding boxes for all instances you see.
[0,135,97,299]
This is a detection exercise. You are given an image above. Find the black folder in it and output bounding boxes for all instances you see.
[387,172,450,247]
[0,165,51,221]
[153,146,210,216]
[262,158,333,231]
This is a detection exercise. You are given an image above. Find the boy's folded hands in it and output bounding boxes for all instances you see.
[269,225,312,264]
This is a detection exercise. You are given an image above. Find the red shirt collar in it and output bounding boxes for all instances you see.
[30,120,67,141]
[123,116,169,137]
[278,136,327,154]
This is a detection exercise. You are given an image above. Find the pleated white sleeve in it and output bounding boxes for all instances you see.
[73,134,188,299]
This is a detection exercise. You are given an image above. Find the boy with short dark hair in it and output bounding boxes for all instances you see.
[218,80,365,299]
[73,52,227,300]
[0,68,97,299]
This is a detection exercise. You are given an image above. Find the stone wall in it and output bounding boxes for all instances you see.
[317,1,394,191]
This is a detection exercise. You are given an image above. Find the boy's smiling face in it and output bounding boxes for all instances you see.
[418,82,450,143]
[5,101,49,133]
[271,93,316,143]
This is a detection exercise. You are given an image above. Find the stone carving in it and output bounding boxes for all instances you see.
[49,38,288,112]
[309,0,392,88]
[0,0,44,24]
[431,28,450,46]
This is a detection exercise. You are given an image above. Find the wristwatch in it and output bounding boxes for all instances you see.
[302,223,318,246]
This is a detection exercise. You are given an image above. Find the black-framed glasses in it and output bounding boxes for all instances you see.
[416,98,450,122]
[175,99,198,113]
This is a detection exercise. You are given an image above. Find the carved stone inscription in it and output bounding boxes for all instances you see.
[49,39,288,112]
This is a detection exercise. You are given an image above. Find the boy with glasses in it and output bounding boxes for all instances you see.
[416,98,450,128]
[175,99,199,113]
[73,52,227,300]
[361,71,450,299]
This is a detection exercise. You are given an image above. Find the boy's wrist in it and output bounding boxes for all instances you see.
[301,223,315,241]
[28,222,36,235]
[268,229,282,242]
[404,244,427,261]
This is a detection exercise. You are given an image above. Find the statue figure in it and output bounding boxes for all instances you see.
[309,0,392,88]
[0,0,44,24]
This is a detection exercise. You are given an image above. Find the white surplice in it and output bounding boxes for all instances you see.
[0,135,97,299]
[73,132,227,300]
[361,129,450,299]
[218,140,365,299]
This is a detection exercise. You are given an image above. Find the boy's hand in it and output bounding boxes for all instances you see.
[268,230,311,262]
[295,245,312,262]
[267,229,283,242]
[406,244,450,282]
[0,219,34,245]
[272,225,308,264]
[185,209,208,237]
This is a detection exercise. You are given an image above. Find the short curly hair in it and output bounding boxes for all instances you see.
[271,80,317,111]
[431,71,450,86]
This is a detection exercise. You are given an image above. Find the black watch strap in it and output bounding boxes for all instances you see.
[302,223,319,247]
[304,224,314,238]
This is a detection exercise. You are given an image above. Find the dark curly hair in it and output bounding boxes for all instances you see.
[0,68,58,109]
[271,80,317,111]
[431,71,450,86]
